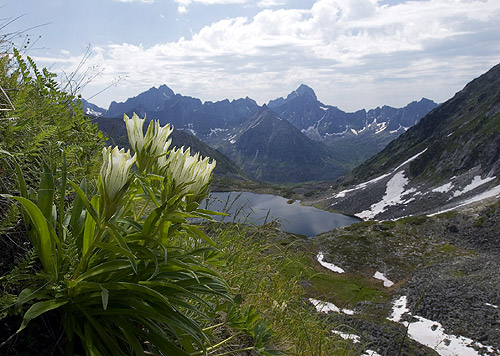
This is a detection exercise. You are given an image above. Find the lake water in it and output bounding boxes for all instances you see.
[205,191,360,237]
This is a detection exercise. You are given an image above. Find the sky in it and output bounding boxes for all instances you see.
[2,0,500,112]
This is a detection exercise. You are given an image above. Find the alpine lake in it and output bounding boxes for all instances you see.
[204,191,360,237]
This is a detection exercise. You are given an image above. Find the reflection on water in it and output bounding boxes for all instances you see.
[205,191,360,237]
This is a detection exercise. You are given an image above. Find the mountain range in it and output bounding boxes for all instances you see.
[308,63,500,219]
[86,84,436,183]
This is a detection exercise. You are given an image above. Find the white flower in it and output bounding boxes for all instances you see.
[166,146,216,198]
[124,113,173,172]
[124,113,146,153]
[146,120,173,159]
[100,146,136,203]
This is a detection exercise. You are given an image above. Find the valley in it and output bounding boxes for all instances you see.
[2,2,500,355]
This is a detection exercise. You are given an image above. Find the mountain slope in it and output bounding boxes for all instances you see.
[222,109,347,183]
[312,63,500,219]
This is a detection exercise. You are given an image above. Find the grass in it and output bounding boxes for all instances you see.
[308,272,390,307]
[204,222,358,356]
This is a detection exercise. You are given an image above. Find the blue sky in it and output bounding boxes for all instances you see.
[2,0,500,111]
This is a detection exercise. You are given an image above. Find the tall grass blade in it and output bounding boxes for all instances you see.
[18,299,68,332]
[38,162,55,224]
[83,195,100,255]
[2,195,59,278]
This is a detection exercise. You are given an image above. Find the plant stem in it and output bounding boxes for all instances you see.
[211,346,255,356]
[191,332,243,355]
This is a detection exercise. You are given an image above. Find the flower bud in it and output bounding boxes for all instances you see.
[100,146,136,205]
[124,113,173,173]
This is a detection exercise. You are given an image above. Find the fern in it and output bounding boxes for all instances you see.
[1,249,39,288]
[0,201,20,232]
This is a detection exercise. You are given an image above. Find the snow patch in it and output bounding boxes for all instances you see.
[309,298,354,315]
[316,252,345,273]
[429,184,500,216]
[373,271,394,287]
[85,108,103,116]
[209,128,228,136]
[228,134,237,144]
[406,316,498,356]
[375,121,388,134]
[394,148,428,171]
[388,296,409,322]
[432,182,454,193]
[388,296,500,356]
[356,171,413,219]
[452,176,496,198]
[333,172,392,199]
[362,350,382,356]
[331,330,361,343]
[332,148,427,201]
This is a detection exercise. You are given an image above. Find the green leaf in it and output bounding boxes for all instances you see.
[83,195,100,255]
[18,299,68,332]
[104,226,137,273]
[2,195,59,277]
[72,260,133,283]
[94,242,136,261]
[68,179,101,227]
[69,179,87,245]
[0,151,29,199]
[57,152,67,239]
[37,162,55,224]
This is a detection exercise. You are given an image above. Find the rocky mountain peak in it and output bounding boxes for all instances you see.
[268,84,318,108]
[290,84,317,101]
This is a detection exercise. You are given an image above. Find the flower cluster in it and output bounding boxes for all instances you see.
[124,113,173,173]
[99,113,216,217]
[164,146,216,198]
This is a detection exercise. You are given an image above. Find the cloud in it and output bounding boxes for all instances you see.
[38,0,500,110]
[174,0,248,11]
[257,0,286,8]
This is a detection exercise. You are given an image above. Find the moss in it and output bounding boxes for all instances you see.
[309,272,391,307]
[436,243,460,254]
[399,215,428,225]
[381,220,397,229]
[345,220,376,231]
[435,210,458,219]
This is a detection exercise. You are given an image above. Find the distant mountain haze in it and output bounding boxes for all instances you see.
[83,84,437,183]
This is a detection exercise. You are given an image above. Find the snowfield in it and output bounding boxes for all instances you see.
[452,176,496,197]
[388,296,500,356]
[356,171,415,219]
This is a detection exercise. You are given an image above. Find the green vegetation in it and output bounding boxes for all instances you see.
[0,49,357,356]
[205,222,355,356]
[1,111,238,355]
